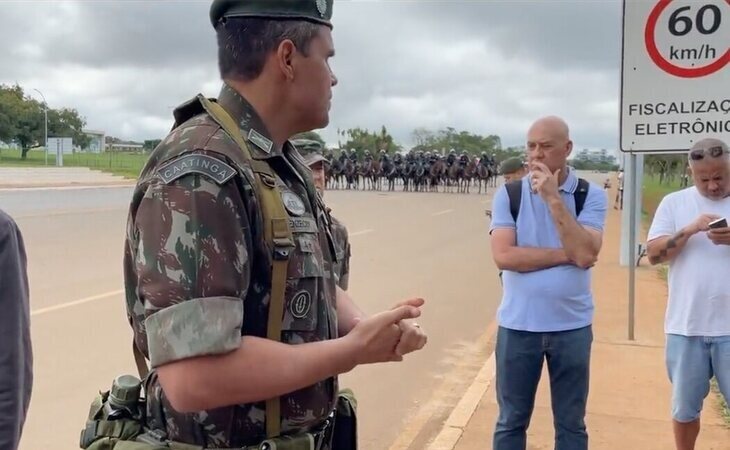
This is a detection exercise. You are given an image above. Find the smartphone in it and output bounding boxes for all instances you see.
[708,217,728,229]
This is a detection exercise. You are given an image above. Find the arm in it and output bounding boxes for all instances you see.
[646,227,695,265]
[159,334,358,412]
[336,286,367,336]
[0,214,32,450]
[545,195,603,269]
[488,184,570,272]
[490,228,570,272]
[644,194,718,265]
[531,165,606,268]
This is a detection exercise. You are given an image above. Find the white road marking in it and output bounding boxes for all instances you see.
[349,229,375,237]
[16,206,126,220]
[0,184,133,192]
[31,289,124,317]
[431,209,454,216]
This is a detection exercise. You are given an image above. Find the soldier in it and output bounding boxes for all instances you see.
[459,151,470,166]
[297,142,351,290]
[363,150,373,162]
[349,148,358,163]
[446,149,457,168]
[119,1,427,449]
[378,149,388,163]
[499,157,527,183]
[480,152,491,167]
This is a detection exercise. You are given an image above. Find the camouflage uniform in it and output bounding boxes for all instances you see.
[329,216,351,291]
[293,142,351,292]
[123,84,339,448]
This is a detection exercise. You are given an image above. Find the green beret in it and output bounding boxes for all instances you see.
[210,0,334,29]
[499,157,525,175]
[292,139,328,166]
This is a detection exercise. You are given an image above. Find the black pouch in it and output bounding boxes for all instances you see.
[331,388,358,450]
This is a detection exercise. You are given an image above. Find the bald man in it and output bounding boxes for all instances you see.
[489,116,607,450]
[647,138,730,450]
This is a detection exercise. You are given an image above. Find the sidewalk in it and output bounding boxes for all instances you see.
[0,167,135,188]
[428,192,730,450]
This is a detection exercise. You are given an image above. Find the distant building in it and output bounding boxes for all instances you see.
[80,129,106,153]
[108,141,144,152]
[0,141,20,150]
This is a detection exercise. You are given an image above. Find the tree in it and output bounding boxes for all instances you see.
[48,107,89,150]
[410,127,434,147]
[143,139,162,152]
[0,84,43,158]
[408,126,504,157]
[0,84,89,158]
[340,126,401,157]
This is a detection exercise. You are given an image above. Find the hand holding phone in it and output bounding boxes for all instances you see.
[708,217,728,229]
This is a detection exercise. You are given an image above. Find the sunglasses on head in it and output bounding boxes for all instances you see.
[689,146,726,161]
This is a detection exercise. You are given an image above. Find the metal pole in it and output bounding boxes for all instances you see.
[44,107,48,166]
[628,152,637,341]
[33,89,48,166]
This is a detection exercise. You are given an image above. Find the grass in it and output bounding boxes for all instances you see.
[642,173,687,220]
[0,148,148,179]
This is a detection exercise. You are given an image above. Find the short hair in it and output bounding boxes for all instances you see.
[216,18,321,81]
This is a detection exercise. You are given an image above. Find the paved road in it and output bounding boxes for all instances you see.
[10,170,608,449]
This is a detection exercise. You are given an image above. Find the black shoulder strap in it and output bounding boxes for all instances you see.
[505,179,523,222]
[574,178,590,217]
[506,178,589,221]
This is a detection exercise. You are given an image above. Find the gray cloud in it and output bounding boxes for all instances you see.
[0,0,625,153]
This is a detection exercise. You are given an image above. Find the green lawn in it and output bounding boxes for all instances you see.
[0,148,148,179]
[642,173,687,220]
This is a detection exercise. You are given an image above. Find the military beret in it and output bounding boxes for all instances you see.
[210,0,334,29]
[499,157,525,175]
[292,139,328,166]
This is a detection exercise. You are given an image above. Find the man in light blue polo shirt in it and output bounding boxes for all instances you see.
[489,116,607,450]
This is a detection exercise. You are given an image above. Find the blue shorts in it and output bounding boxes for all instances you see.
[665,334,730,422]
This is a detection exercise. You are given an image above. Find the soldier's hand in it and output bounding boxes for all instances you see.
[395,321,428,356]
[346,301,422,365]
[389,298,427,356]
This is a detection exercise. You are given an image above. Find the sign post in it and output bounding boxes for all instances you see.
[620,0,729,340]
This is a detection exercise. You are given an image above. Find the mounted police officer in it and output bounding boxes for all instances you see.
[446,149,457,167]
[459,151,470,166]
[81,2,427,450]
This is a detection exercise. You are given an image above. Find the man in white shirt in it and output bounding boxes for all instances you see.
[647,137,730,450]
[614,169,624,209]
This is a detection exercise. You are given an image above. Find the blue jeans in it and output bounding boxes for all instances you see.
[493,325,593,450]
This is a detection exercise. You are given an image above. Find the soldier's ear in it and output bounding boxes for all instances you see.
[276,40,297,81]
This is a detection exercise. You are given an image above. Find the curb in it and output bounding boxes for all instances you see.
[426,353,497,450]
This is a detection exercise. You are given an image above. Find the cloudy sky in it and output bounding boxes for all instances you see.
[1,0,624,153]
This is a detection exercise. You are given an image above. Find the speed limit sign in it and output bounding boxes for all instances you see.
[620,0,729,152]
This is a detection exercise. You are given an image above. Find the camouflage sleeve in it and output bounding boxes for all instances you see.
[332,217,351,291]
[133,172,251,368]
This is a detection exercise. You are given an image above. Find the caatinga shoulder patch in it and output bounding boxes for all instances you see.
[157,154,236,185]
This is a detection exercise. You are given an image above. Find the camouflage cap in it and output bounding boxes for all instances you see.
[292,138,327,167]
[210,0,334,29]
[499,157,525,175]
